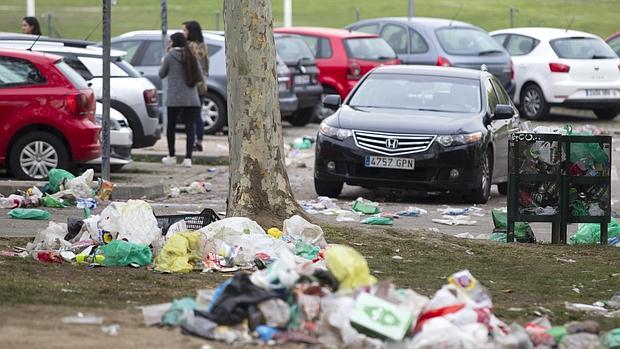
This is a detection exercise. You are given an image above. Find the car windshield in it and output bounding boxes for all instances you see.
[550,37,617,59]
[436,27,505,56]
[349,73,482,114]
[344,37,397,61]
[276,36,315,65]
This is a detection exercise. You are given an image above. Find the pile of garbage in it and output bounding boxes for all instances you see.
[0,168,114,220]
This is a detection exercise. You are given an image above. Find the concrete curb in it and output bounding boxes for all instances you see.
[0,181,165,201]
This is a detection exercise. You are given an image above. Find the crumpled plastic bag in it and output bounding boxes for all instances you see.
[319,295,384,348]
[162,297,196,326]
[99,200,161,246]
[8,208,51,220]
[602,327,620,348]
[155,231,202,273]
[101,240,152,267]
[26,221,70,251]
[283,215,327,248]
[407,317,487,349]
[569,218,620,245]
[63,169,96,198]
[47,168,75,193]
[250,248,299,290]
[325,245,376,290]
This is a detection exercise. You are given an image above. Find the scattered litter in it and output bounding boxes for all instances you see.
[62,312,104,325]
[396,206,427,217]
[392,255,403,260]
[101,324,120,336]
[169,181,212,197]
[556,257,576,263]
[432,216,477,225]
[8,208,51,220]
[361,216,393,225]
[352,197,381,214]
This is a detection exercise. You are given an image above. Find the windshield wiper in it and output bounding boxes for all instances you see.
[477,49,503,56]
[377,55,396,60]
[591,54,614,59]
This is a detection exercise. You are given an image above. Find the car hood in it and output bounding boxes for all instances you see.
[334,105,483,135]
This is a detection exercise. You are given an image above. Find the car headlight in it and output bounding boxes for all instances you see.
[319,122,352,140]
[437,132,482,147]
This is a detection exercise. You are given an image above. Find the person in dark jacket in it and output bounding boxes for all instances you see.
[159,32,203,168]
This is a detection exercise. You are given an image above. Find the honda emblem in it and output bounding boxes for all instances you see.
[385,138,399,149]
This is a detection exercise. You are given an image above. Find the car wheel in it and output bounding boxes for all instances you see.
[314,177,343,198]
[9,131,70,180]
[202,92,227,134]
[111,164,125,172]
[497,182,508,195]
[464,150,492,204]
[519,84,549,120]
[593,106,620,120]
[287,106,317,127]
[315,86,339,123]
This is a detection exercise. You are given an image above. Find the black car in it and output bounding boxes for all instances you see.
[275,33,323,126]
[315,65,519,203]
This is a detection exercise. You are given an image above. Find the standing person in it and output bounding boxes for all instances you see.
[159,32,203,168]
[182,20,209,152]
[22,16,41,36]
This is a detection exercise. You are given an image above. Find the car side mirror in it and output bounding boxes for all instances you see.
[494,104,514,120]
[323,94,341,110]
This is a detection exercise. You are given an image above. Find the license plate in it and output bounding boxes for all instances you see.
[294,75,310,85]
[585,89,618,97]
[364,156,415,170]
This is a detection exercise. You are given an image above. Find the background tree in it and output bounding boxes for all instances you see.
[223,0,304,228]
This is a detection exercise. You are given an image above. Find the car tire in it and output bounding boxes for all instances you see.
[111,164,125,172]
[9,131,70,180]
[287,106,317,127]
[315,86,339,123]
[202,92,227,135]
[519,84,549,120]
[314,177,343,198]
[593,106,620,120]
[497,182,508,195]
[464,150,492,204]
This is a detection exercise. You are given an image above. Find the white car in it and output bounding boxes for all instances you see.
[87,102,133,170]
[490,28,620,120]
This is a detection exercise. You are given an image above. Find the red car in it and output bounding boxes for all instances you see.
[274,27,399,107]
[606,32,620,57]
[0,48,100,180]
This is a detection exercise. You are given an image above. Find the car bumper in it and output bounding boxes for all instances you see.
[544,79,620,104]
[558,98,620,109]
[279,93,299,117]
[71,120,102,163]
[315,134,485,192]
[134,126,161,148]
[294,84,323,109]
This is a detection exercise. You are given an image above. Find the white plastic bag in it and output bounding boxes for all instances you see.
[283,215,327,247]
[99,200,161,246]
[250,248,298,290]
[408,317,484,349]
[64,168,96,198]
[26,221,70,251]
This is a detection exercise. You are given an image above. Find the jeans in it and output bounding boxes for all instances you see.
[167,106,199,159]
[194,97,205,144]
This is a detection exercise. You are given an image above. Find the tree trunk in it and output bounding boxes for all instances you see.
[224,0,303,228]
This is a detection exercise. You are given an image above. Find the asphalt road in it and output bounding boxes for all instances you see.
[1,107,619,243]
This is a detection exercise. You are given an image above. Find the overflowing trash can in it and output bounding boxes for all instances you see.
[507,132,612,244]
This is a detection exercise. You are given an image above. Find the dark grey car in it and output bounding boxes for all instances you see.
[346,17,516,98]
[110,31,298,134]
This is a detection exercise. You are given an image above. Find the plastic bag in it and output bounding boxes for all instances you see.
[325,245,377,290]
[448,270,492,308]
[99,200,161,246]
[491,209,537,243]
[559,333,601,349]
[361,216,394,225]
[8,208,51,220]
[101,240,152,267]
[48,169,75,193]
[64,169,96,198]
[250,248,299,290]
[602,328,620,348]
[408,317,484,349]
[155,231,202,273]
[267,227,283,239]
[294,240,320,260]
[283,215,327,247]
[569,218,620,245]
[26,221,70,251]
[162,297,196,326]
[352,197,380,214]
[42,194,68,208]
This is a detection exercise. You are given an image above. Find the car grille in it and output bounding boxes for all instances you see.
[353,130,435,156]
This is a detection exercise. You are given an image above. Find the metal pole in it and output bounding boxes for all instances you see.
[283,0,292,27]
[161,0,168,136]
[355,8,360,22]
[47,13,52,37]
[509,6,515,28]
[215,11,220,31]
[101,0,111,180]
[27,0,35,16]
[408,0,414,19]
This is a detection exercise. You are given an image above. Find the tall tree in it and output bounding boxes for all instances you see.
[224,0,303,228]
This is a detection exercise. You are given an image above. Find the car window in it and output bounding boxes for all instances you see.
[410,28,429,54]
[490,78,510,105]
[349,73,481,114]
[63,57,94,81]
[436,27,505,56]
[550,37,617,59]
[355,24,380,34]
[78,56,129,77]
[0,56,46,87]
[140,41,164,66]
[318,38,332,58]
[492,34,508,46]
[505,34,539,56]
[484,78,499,113]
[114,58,142,78]
[275,36,316,65]
[55,60,89,89]
[381,24,408,55]
[344,37,397,61]
[110,40,141,63]
[608,36,620,56]
[207,44,222,56]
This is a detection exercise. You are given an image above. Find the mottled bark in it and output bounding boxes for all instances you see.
[224,0,303,228]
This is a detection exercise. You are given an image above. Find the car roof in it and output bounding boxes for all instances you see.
[490,27,601,40]
[0,32,97,47]
[274,27,379,39]
[117,30,225,42]
[0,41,126,58]
[0,47,62,63]
[350,17,477,29]
[371,64,489,79]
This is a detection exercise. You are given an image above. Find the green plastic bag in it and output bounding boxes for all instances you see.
[352,198,380,214]
[294,240,320,259]
[325,245,377,290]
[162,297,196,326]
[547,326,568,345]
[361,216,394,225]
[491,209,536,243]
[101,240,152,267]
[8,208,51,220]
[48,169,75,193]
[602,328,620,348]
[42,194,69,208]
[569,218,620,245]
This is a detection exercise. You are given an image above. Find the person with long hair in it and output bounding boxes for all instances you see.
[22,16,41,36]
[159,32,203,168]
[182,20,209,152]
